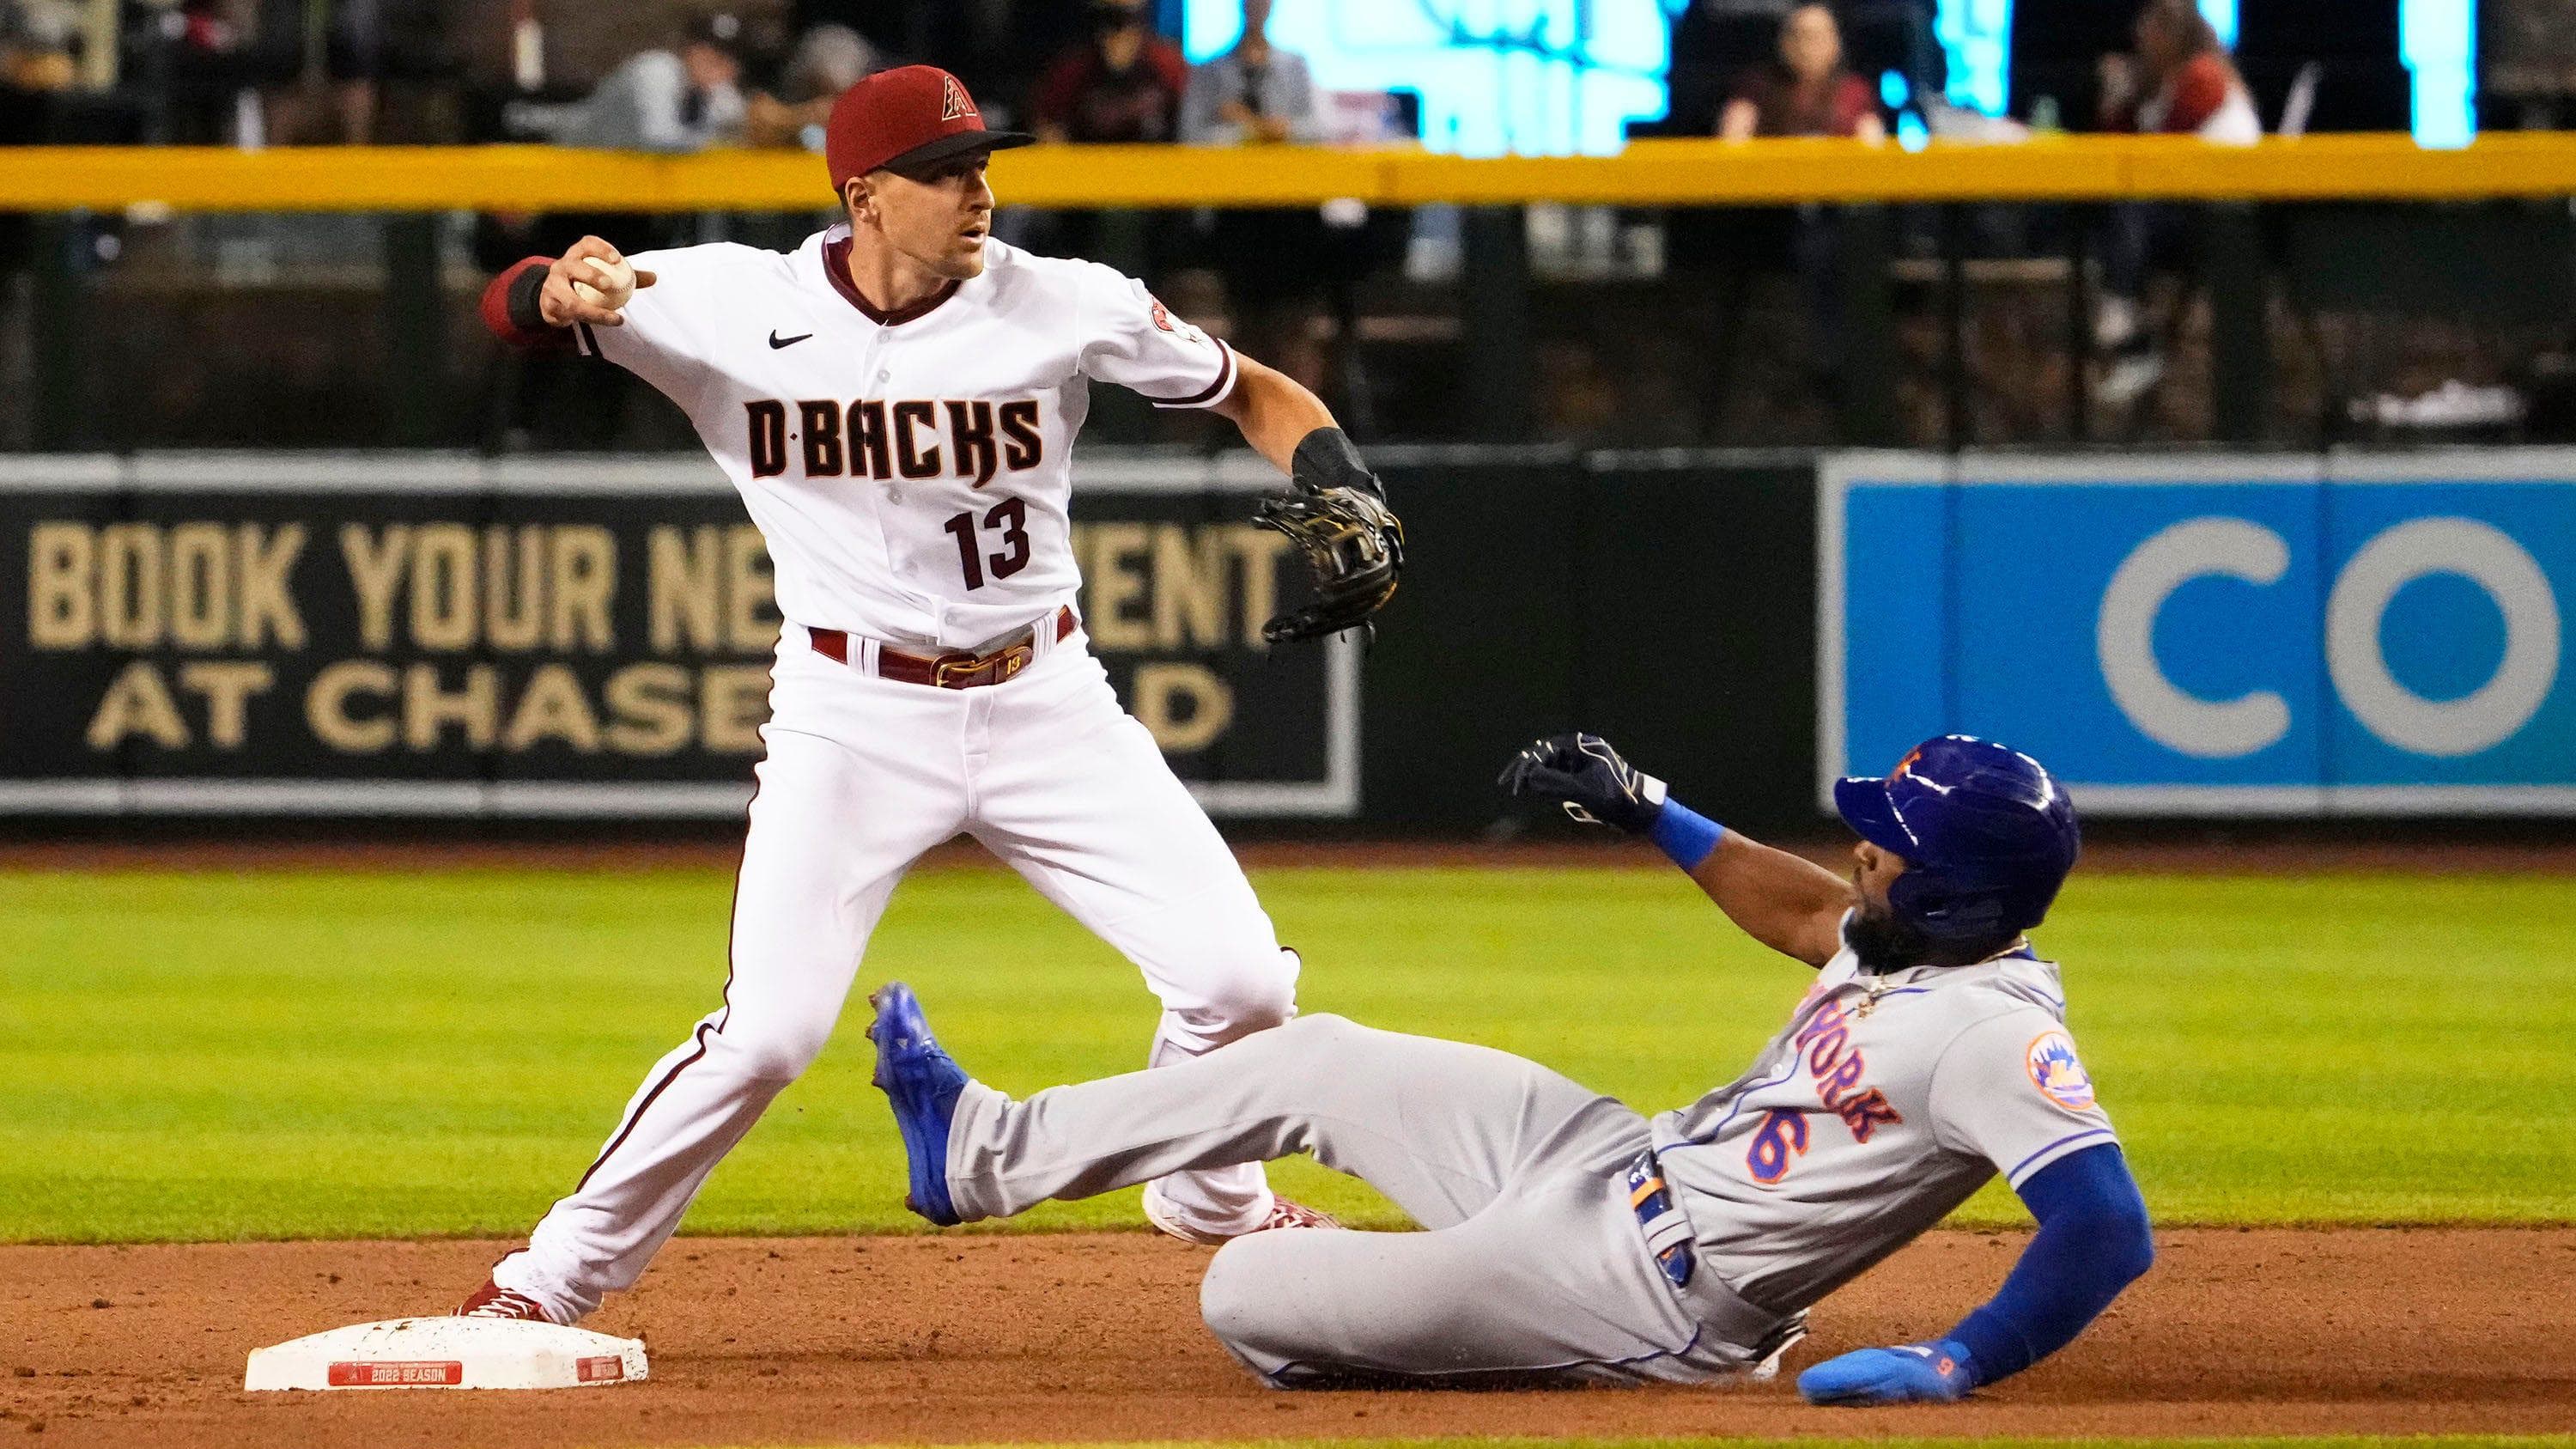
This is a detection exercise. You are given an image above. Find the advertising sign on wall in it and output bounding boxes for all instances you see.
[1822,451,2575,814]
[0,453,1356,818]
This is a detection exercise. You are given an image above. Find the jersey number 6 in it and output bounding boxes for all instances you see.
[1747,1108,1812,1184]
[945,496,1031,590]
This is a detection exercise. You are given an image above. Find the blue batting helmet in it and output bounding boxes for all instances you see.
[1833,735,2081,945]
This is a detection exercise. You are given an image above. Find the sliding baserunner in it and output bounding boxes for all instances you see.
[869,734,2152,1400]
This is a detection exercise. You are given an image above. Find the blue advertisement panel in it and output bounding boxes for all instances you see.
[1820,452,2576,814]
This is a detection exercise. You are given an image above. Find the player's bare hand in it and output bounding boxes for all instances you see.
[539,236,659,328]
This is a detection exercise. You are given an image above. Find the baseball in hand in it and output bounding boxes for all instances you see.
[571,255,637,311]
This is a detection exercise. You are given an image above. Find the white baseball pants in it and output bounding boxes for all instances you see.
[494,619,1296,1320]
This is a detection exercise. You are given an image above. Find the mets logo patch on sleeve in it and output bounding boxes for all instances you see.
[2025,1030,2096,1111]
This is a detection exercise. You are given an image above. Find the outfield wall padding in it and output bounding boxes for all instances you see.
[9,447,2568,832]
[0,448,1825,835]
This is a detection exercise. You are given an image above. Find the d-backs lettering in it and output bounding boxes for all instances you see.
[744,398,1043,486]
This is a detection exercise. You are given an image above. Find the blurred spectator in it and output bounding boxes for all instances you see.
[1023,0,1185,274]
[507,12,747,153]
[743,21,879,148]
[248,0,458,143]
[2,0,74,289]
[322,0,392,141]
[1700,3,1883,415]
[2488,0,2576,129]
[2095,0,2257,142]
[492,15,749,451]
[1181,0,1314,145]
[1718,2,1886,143]
[125,0,266,145]
[1030,0,1183,144]
[1182,0,1328,391]
[2094,0,2260,406]
[1,0,76,447]
[2,0,76,102]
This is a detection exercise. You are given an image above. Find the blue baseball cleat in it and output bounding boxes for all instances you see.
[867,981,967,1227]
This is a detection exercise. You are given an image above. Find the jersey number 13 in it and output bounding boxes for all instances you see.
[945,496,1030,590]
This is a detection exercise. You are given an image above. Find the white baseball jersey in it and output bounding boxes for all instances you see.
[577,227,1238,649]
[1652,919,2117,1313]
[484,224,1298,1324]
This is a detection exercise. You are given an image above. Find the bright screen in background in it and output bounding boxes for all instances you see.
[2403,0,2476,146]
[1182,0,1678,155]
[1188,0,2475,153]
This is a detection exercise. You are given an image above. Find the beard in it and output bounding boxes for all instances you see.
[1845,904,1934,974]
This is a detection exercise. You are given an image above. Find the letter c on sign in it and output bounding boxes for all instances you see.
[2325,518,2560,757]
[2098,517,2292,758]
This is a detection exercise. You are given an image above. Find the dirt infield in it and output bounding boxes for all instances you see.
[8,1228,2573,1448]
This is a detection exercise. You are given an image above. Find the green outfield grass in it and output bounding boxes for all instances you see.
[1,863,2569,1242]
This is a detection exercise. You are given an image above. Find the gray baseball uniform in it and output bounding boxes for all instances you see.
[939,922,2116,1385]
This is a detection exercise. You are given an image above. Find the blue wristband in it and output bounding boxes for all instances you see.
[1648,800,1726,870]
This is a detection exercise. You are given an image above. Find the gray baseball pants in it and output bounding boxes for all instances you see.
[942,1014,1801,1385]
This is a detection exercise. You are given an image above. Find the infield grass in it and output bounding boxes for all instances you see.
[2,864,2570,1242]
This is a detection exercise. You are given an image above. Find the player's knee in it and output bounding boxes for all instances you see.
[1275,1011,1366,1062]
[1201,1234,1340,1385]
[714,1016,831,1083]
[1278,1012,1356,1051]
[1200,945,1300,1032]
[1199,1239,1282,1350]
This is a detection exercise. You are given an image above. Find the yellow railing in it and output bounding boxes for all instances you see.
[4,133,2576,211]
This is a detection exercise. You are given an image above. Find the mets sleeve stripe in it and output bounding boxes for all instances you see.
[1151,339,1237,411]
[2004,1126,2118,1189]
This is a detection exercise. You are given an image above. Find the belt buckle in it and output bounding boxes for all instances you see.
[933,641,1033,689]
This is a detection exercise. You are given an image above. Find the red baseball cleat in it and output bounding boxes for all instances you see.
[1142,1184,1341,1245]
[1256,1197,1340,1233]
[456,1276,563,1324]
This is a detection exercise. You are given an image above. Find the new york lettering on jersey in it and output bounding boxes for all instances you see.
[572,229,1236,648]
[1741,989,1907,1184]
[1648,943,2117,1313]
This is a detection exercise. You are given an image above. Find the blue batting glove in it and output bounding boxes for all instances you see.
[1797,1340,1975,1405]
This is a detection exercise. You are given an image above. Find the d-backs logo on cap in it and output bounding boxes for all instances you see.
[941,75,975,121]
[2024,1030,2096,1111]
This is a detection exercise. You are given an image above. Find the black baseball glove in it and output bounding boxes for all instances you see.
[1498,733,1669,834]
[1255,427,1405,644]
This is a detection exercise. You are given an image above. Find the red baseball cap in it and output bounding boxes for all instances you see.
[825,66,1033,192]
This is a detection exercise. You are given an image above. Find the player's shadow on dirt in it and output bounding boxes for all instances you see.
[1282,1369,1643,1391]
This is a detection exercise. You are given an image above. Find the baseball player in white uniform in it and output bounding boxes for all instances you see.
[460,65,1402,1324]
[870,734,2154,1399]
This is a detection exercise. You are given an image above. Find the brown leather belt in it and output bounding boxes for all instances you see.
[806,606,1076,691]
